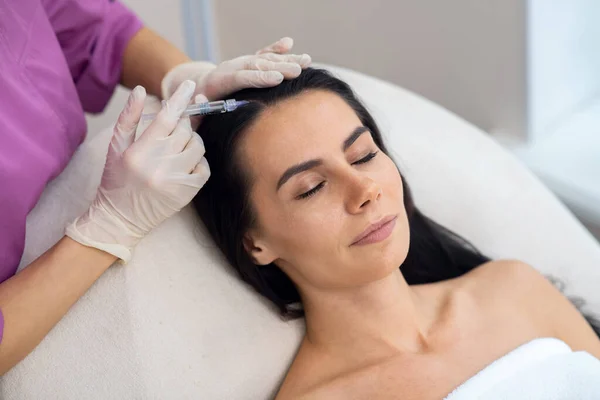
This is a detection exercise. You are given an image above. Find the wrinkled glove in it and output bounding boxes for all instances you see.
[161,37,311,102]
[66,80,210,262]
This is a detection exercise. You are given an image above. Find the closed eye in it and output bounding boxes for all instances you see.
[297,181,325,199]
[352,151,378,165]
[296,152,378,200]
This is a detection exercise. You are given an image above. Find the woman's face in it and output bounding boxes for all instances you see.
[240,90,409,292]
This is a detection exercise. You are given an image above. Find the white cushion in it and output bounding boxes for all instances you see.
[3,65,599,399]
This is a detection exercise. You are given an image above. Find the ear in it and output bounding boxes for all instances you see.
[242,233,278,265]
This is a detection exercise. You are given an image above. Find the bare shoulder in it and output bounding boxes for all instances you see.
[463,259,585,301]
[456,259,545,303]
[464,259,564,313]
[275,341,385,400]
[464,258,541,285]
[274,341,333,400]
[464,259,600,358]
[447,260,543,327]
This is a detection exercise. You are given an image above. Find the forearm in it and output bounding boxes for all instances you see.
[0,237,116,375]
[121,27,191,98]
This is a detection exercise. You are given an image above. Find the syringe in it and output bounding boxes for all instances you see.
[141,99,249,122]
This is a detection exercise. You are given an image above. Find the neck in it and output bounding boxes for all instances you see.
[301,270,434,360]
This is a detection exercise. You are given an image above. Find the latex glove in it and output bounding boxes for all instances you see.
[66,80,210,262]
[161,37,311,102]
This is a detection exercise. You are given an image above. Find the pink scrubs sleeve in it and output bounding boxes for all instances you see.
[43,0,144,113]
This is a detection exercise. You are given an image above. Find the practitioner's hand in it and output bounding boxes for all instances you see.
[161,37,311,102]
[66,81,210,262]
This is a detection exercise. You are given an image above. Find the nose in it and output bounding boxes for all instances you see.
[345,175,383,214]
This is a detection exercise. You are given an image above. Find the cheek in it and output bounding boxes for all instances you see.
[378,156,404,201]
[253,191,344,257]
[373,157,410,264]
[255,198,350,287]
[275,204,345,255]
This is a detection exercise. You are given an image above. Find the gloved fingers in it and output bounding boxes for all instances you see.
[194,94,209,104]
[257,52,312,68]
[255,37,294,55]
[190,94,208,130]
[244,58,302,79]
[202,70,283,97]
[144,80,195,140]
[168,157,211,190]
[111,86,146,154]
[229,70,285,90]
[190,157,211,186]
[178,132,206,173]
[162,116,194,154]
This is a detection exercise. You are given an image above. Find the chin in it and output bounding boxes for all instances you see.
[355,240,409,283]
[377,231,410,273]
[340,222,410,285]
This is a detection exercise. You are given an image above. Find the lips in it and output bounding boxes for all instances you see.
[351,215,397,246]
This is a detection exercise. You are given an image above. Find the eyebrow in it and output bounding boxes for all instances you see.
[276,126,369,191]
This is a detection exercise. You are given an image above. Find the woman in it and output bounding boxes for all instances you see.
[0,0,310,374]
[193,68,600,398]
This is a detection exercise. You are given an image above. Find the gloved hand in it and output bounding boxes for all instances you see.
[66,80,210,262]
[161,37,311,103]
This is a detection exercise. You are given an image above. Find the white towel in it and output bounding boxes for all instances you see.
[444,337,600,399]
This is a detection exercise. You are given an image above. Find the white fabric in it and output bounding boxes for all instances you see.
[444,338,600,399]
[2,65,600,399]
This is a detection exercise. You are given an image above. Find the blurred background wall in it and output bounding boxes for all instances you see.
[214,0,527,143]
[89,0,528,144]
